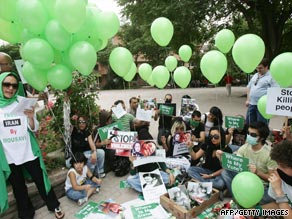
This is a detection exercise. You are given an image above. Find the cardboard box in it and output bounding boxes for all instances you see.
[160,188,220,219]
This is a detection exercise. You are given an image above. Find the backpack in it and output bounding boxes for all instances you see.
[113,156,130,177]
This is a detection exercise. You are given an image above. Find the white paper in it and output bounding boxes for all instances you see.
[10,98,37,116]
[14,59,27,84]
[35,100,45,113]
[136,106,153,122]
[112,103,127,119]
[139,169,167,203]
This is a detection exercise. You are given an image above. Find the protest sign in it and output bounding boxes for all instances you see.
[225,116,244,129]
[267,87,292,116]
[136,106,153,122]
[221,152,249,172]
[97,121,123,141]
[158,103,176,116]
[112,103,127,119]
[107,131,138,150]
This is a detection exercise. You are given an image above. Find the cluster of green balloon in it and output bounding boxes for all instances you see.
[173,67,191,88]
[178,45,192,62]
[109,47,137,82]
[215,29,235,54]
[232,34,265,73]
[258,95,273,119]
[200,50,227,84]
[231,172,264,208]
[270,52,292,88]
[0,0,120,91]
[150,17,174,47]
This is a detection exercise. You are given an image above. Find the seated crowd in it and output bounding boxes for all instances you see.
[65,94,292,216]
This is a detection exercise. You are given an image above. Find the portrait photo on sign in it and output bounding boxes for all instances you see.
[131,140,156,157]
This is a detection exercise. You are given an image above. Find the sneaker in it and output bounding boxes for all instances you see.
[99,172,106,178]
[96,187,100,193]
[78,197,88,206]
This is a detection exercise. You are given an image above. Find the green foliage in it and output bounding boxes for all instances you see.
[50,71,100,132]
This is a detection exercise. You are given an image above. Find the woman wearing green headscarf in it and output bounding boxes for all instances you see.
[0,72,64,219]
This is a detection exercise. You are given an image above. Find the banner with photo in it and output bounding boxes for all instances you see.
[172,131,192,156]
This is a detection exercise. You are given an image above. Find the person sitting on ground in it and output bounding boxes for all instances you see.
[70,116,105,178]
[219,121,278,204]
[161,117,188,157]
[259,140,292,216]
[65,152,102,206]
[225,115,248,153]
[127,129,175,193]
[187,126,232,190]
[201,106,223,137]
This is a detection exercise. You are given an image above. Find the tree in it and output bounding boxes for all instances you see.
[117,0,292,61]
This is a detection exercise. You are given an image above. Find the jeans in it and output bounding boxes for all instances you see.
[246,104,269,126]
[187,166,225,190]
[84,149,105,176]
[66,179,99,201]
[127,171,170,193]
[221,169,274,205]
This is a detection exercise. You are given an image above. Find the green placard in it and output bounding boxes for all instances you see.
[120,180,131,188]
[222,152,249,172]
[75,201,104,218]
[131,203,159,219]
[97,121,123,141]
[225,116,244,129]
[159,104,174,116]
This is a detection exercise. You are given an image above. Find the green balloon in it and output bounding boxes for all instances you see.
[41,0,57,19]
[165,56,177,72]
[178,45,192,62]
[22,38,54,69]
[17,0,49,34]
[152,65,170,89]
[45,20,71,51]
[232,34,265,73]
[200,50,227,84]
[232,172,264,208]
[69,41,97,76]
[150,17,174,47]
[22,61,48,91]
[56,0,86,33]
[0,0,17,22]
[270,52,292,88]
[146,74,155,86]
[257,95,273,119]
[54,50,75,72]
[47,64,72,90]
[173,66,191,88]
[95,11,120,39]
[109,47,133,77]
[138,63,152,81]
[87,36,108,52]
[0,19,22,44]
[123,63,137,82]
[215,29,235,54]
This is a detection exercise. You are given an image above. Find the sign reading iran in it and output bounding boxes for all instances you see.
[267,87,292,116]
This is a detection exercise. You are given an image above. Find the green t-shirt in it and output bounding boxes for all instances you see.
[112,113,135,131]
[237,143,278,183]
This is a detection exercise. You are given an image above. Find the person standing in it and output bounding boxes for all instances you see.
[245,58,279,126]
[0,72,64,219]
[224,74,233,97]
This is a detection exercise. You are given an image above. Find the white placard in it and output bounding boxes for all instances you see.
[139,169,167,203]
[267,87,292,116]
[14,59,27,84]
[133,149,166,167]
[136,106,153,122]
[112,103,127,119]
[173,143,189,156]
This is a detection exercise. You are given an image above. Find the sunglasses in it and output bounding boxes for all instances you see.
[2,82,18,89]
[248,132,258,138]
[78,120,86,124]
[209,134,220,140]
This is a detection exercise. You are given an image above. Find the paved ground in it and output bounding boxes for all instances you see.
[33,86,283,219]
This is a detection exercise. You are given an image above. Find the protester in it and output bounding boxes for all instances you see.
[219,121,278,204]
[259,140,292,217]
[65,152,102,206]
[0,72,64,219]
[154,94,175,145]
[245,58,279,126]
[201,106,223,137]
[71,116,105,178]
[0,52,13,74]
[187,126,232,190]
